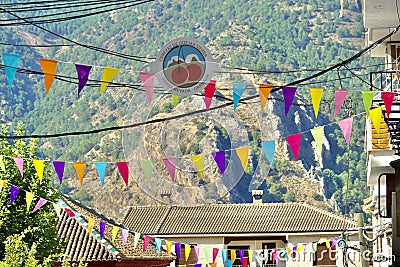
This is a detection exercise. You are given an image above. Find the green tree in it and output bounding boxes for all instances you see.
[0,123,61,263]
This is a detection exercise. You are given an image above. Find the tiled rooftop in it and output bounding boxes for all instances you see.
[123,202,358,235]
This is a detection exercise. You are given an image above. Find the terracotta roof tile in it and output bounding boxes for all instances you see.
[123,203,358,235]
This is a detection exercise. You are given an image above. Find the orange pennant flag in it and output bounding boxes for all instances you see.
[259,84,272,111]
[74,162,86,186]
[39,59,58,94]
[236,146,250,172]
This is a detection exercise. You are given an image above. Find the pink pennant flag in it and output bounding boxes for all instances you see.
[75,64,92,96]
[382,92,395,118]
[143,235,152,252]
[121,229,129,245]
[213,248,219,263]
[204,80,217,111]
[163,158,176,181]
[140,72,155,105]
[195,246,200,261]
[338,117,353,145]
[32,198,47,213]
[335,90,348,116]
[286,133,302,161]
[13,157,23,177]
[116,162,129,186]
[282,86,297,115]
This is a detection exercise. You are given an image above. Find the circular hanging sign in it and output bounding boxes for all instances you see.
[149,37,219,96]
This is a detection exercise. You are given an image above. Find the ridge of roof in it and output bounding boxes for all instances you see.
[300,202,359,226]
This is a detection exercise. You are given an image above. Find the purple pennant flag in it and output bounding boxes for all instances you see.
[75,64,92,96]
[175,242,181,260]
[32,198,47,213]
[10,185,19,205]
[53,161,65,184]
[212,151,225,175]
[99,221,106,238]
[239,249,245,264]
[292,246,297,258]
[194,264,202,267]
[282,86,297,115]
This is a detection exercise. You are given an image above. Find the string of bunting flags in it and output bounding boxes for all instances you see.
[0,179,342,266]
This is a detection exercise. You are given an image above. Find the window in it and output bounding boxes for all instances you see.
[227,245,250,266]
[313,244,336,266]
[261,242,276,266]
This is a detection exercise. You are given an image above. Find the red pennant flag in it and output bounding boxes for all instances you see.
[64,208,75,217]
[140,72,155,105]
[116,162,129,186]
[212,248,219,263]
[204,80,217,111]
[382,92,395,118]
[243,257,248,267]
[286,133,302,161]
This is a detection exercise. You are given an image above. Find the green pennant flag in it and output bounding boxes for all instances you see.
[362,91,374,117]
[310,126,324,153]
[140,160,153,183]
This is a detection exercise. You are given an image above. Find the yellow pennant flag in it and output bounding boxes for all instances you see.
[259,84,272,111]
[326,240,331,249]
[370,106,383,134]
[297,244,305,253]
[248,250,253,265]
[112,226,119,243]
[100,67,120,94]
[74,162,86,186]
[165,240,172,255]
[185,243,191,261]
[87,217,95,235]
[236,146,250,172]
[231,249,236,263]
[0,155,5,171]
[0,179,7,190]
[33,159,45,183]
[191,154,205,179]
[26,191,34,212]
[309,88,324,118]
[39,59,58,94]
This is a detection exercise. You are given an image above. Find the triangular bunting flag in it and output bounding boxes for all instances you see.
[139,160,152,183]
[211,151,225,175]
[99,221,106,238]
[194,264,202,267]
[338,117,353,145]
[87,217,95,235]
[286,133,302,161]
[52,202,62,219]
[133,232,140,248]
[166,240,172,255]
[100,67,120,94]
[139,72,155,105]
[231,249,236,263]
[362,91,374,117]
[122,229,129,245]
[112,226,119,243]
[297,244,305,253]
[195,246,200,261]
[172,94,179,107]
[32,198,47,213]
[175,242,181,260]
[255,254,262,266]
[272,249,279,263]
[185,244,191,261]
[226,260,233,267]
[212,247,219,263]
[204,246,210,262]
[335,90,348,116]
[13,157,23,177]
[261,140,275,167]
[282,86,297,115]
[248,250,253,265]
[53,161,65,184]
[382,92,395,118]
[75,64,92,96]
[3,53,21,87]
[39,59,58,94]
[163,158,176,181]
[94,162,107,187]
[243,258,248,267]
[191,154,205,179]
[310,126,324,153]
[259,84,272,111]
[33,159,45,183]
[232,82,247,111]
[204,80,217,111]
[26,191,34,212]
[143,235,151,252]
[155,238,162,255]
[222,249,227,263]
[116,162,130,186]
[0,179,7,190]
[370,106,383,134]
[239,249,244,264]
[235,146,250,172]
[0,156,5,171]
[332,238,340,248]
[73,162,86,186]
[309,88,324,118]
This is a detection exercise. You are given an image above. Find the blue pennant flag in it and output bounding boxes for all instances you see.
[94,162,107,187]
[262,140,276,167]
[232,82,247,111]
[3,53,21,87]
